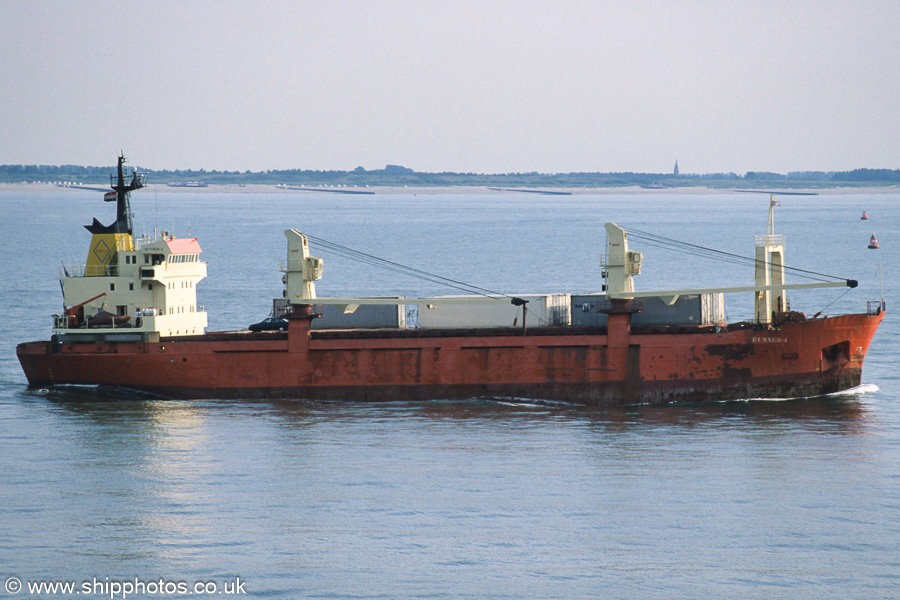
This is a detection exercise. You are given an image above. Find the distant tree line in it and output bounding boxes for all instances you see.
[2,162,899,188]
[829,168,900,182]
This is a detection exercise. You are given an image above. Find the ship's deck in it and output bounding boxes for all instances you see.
[176,321,748,344]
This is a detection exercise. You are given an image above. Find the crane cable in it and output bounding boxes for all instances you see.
[304,234,526,302]
[624,228,850,283]
[303,234,556,326]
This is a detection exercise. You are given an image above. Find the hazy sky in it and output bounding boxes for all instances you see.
[2,1,898,174]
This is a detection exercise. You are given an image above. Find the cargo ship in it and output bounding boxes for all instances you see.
[17,156,885,405]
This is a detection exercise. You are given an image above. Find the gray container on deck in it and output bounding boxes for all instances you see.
[273,298,406,329]
[571,293,725,327]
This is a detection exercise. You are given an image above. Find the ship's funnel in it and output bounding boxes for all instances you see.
[82,154,143,276]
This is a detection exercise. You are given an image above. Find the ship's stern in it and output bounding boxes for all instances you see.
[16,341,55,387]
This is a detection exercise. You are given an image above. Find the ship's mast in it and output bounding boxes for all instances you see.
[754,195,786,323]
[85,154,144,235]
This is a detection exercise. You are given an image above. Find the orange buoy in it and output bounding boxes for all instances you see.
[868,234,879,249]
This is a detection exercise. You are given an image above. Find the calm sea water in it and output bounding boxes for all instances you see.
[1,188,898,599]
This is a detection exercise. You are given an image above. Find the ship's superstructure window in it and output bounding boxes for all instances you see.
[168,254,199,263]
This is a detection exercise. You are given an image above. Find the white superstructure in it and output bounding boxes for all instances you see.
[54,233,208,340]
[51,155,207,341]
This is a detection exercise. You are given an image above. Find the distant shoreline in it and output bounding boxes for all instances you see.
[1,182,899,196]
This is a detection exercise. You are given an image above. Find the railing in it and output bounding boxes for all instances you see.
[867,300,886,316]
[60,264,121,277]
[53,305,205,333]
[53,314,129,330]
[60,264,166,279]
[84,265,118,277]
[754,234,785,247]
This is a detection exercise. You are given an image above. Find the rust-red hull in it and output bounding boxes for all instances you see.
[17,311,884,406]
